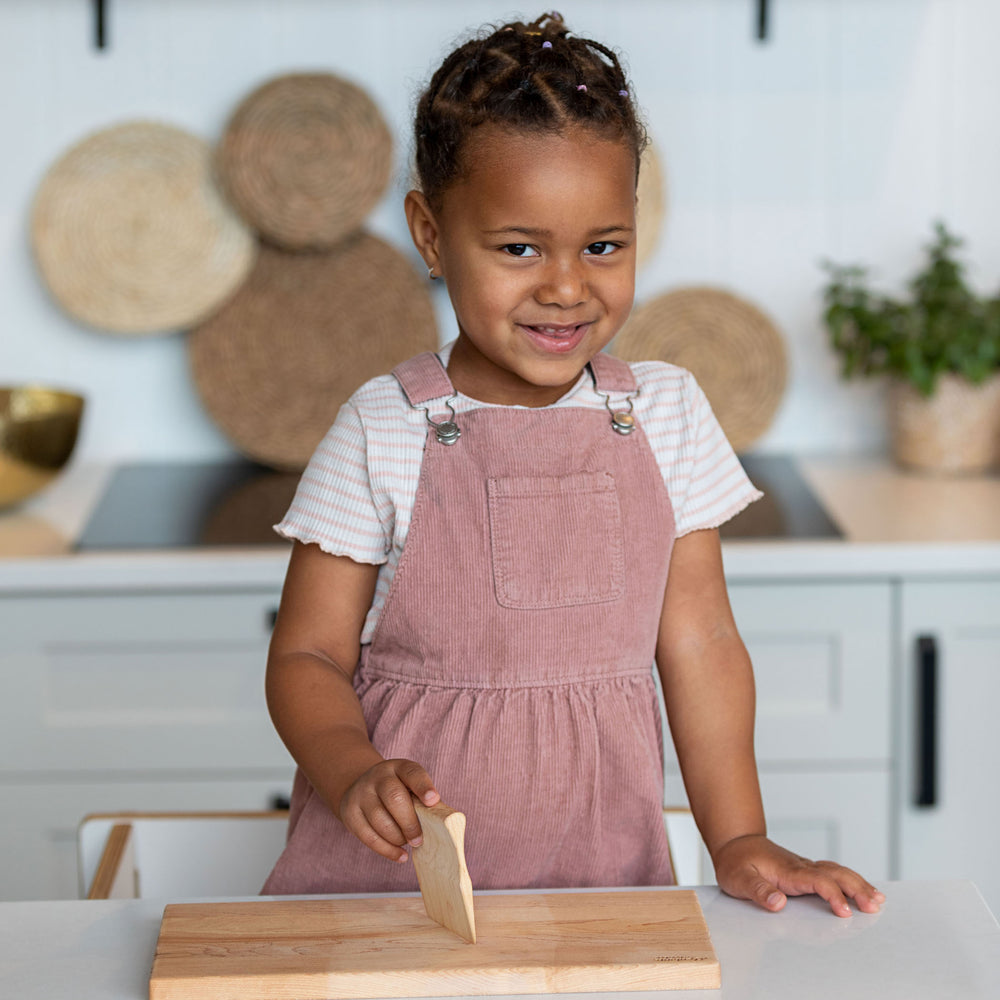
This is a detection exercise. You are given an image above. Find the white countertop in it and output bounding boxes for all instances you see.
[2,457,1000,591]
[2,882,998,999]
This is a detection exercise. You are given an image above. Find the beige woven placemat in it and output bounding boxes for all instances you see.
[31,121,256,335]
[187,233,438,470]
[612,286,787,452]
[216,72,393,251]
[636,142,667,271]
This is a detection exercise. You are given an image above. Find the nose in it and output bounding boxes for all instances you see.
[534,258,588,309]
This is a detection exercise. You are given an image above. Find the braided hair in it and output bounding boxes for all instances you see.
[414,12,646,208]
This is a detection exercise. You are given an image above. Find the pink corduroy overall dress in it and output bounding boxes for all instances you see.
[263,351,677,894]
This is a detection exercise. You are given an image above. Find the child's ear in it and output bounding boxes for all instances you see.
[404,190,443,276]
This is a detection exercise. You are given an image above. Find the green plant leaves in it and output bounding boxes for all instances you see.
[820,222,1000,396]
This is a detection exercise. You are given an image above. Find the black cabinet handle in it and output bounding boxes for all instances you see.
[915,635,938,808]
[266,607,279,631]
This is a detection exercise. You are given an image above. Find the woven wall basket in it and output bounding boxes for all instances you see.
[31,121,256,335]
[187,233,438,471]
[636,142,667,271]
[216,72,393,251]
[612,286,787,452]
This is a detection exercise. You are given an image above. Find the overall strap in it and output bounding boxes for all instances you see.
[392,352,456,407]
[588,352,637,393]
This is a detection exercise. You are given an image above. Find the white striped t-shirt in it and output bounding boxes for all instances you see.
[276,345,762,644]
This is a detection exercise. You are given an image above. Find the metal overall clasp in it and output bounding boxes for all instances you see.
[598,387,640,435]
[422,396,461,445]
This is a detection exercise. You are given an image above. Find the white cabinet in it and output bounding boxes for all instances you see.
[730,581,892,766]
[0,589,295,901]
[4,777,293,902]
[897,579,1000,915]
[662,768,893,888]
[662,581,894,883]
[758,771,891,879]
[738,580,893,883]
[3,566,995,904]
[0,591,291,773]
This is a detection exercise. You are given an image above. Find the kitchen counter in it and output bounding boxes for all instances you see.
[2,456,1000,591]
[2,881,998,999]
[0,462,291,592]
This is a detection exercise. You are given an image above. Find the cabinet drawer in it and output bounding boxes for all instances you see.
[0,591,290,772]
[729,581,893,763]
[664,769,892,885]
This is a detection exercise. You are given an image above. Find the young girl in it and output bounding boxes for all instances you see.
[263,12,884,918]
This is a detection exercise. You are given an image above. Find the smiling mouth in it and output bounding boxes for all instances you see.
[522,323,590,338]
[519,322,592,354]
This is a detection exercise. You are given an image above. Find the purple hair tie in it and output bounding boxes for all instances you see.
[576,84,587,92]
[542,40,553,49]
[619,89,629,97]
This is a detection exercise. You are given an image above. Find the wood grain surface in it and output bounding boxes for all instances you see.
[410,801,476,943]
[149,890,720,998]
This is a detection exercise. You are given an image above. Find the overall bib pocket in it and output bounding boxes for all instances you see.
[487,471,625,609]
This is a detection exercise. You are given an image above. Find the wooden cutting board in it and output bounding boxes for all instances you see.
[149,890,719,998]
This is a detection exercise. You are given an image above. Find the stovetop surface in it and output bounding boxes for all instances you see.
[75,454,842,551]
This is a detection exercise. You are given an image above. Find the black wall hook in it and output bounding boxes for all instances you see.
[757,0,770,42]
[93,0,107,50]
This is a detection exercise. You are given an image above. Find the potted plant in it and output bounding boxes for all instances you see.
[821,222,1000,473]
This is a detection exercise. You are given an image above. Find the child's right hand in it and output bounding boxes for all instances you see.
[337,758,440,863]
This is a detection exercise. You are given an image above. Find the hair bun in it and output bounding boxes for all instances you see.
[413,11,646,205]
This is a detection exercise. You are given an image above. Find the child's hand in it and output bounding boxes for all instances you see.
[712,834,885,917]
[337,758,440,863]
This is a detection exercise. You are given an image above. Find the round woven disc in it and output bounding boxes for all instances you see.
[613,287,787,452]
[636,142,667,270]
[187,233,438,470]
[31,121,256,335]
[216,73,393,250]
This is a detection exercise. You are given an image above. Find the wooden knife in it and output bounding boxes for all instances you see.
[410,800,477,943]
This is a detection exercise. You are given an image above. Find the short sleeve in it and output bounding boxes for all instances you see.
[670,373,763,536]
[274,401,390,564]
[632,362,762,537]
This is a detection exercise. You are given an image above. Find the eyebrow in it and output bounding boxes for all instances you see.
[483,225,634,238]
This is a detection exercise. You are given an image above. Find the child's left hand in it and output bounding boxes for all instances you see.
[712,834,886,917]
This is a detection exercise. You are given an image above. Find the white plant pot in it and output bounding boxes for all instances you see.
[889,373,1000,474]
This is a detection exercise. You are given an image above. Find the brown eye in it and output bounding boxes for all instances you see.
[503,244,539,257]
[585,242,616,256]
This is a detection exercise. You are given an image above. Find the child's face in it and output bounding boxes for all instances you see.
[410,124,637,407]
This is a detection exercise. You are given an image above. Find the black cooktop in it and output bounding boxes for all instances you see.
[75,454,841,551]
[719,454,843,540]
[77,461,300,550]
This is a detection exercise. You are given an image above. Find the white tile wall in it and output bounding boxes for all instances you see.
[3,0,997,461]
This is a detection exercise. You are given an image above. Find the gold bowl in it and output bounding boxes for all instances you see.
[0,386,85,509]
